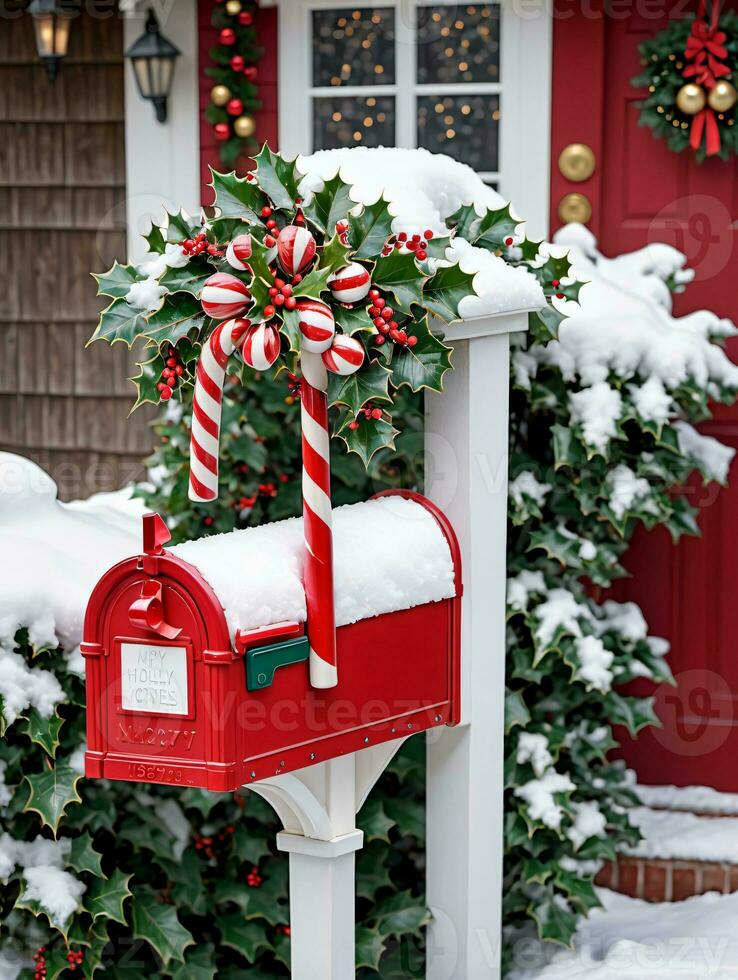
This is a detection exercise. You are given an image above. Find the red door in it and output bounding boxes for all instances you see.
[551,1,738,790]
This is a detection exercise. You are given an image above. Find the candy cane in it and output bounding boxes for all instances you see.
[300,352,337,689]
[189,318,251,503]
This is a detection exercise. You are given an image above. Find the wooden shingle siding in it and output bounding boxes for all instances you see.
[0,6,153,500]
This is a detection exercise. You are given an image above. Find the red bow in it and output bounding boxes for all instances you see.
[682,0,728,155]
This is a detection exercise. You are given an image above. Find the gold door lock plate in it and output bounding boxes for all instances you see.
[558,192,592,225]
[558,143,596,182]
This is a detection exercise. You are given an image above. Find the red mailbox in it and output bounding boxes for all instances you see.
[82,490,461,791]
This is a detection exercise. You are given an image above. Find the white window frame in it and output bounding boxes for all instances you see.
[276,0,552,237]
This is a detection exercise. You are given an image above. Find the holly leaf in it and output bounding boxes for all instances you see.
[320,233,351,273]
[359,796,395,843]
[293,264,332,300]
[88,298,149,348]
[335,304,372,335]
[372,890,431,937]
[328,359,391,413]
[474,204,520,251]
[336,412,398,467]
[218,915,271,963]
[68,833,106,879]
[131,352,163,412]
[371,250,427,313]
[356,927,386,971]
[303,172,356,234]
[348,198,393,259]
[166,209,198,243]
[210,168,264,224]
[529,895,578,947]
[519,236,543,262]
[390,322,452,393]
[143,293,208,345]
[446,202,481,240]
[131,888,194,967]
[171,943,217,980]
[422,265,477,323]
[159,263,213,298]
[19,707,64,758]
[84,869,132,925]
[93,261,143,299]
[254,144,300,210]
[24,763,81,833]
[15,880,81,937]
[144,223,166,254]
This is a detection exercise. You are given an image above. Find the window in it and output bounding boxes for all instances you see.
[278,0,552,235]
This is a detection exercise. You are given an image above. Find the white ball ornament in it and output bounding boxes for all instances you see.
[321,334,365,376]
[277,225,317,276]
[241,321,281,371]
[328,262,371,304]
[200,273,251,319]
[295,298,336,353]
[225,234,252,271]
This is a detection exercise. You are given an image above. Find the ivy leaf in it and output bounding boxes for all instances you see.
[371,250,427,313]
[84,868,132,925]
[92,261,143,300]
[24,763,81,833]
[371,890,431,937]
[144,223,166,254]
[171,943,217,980]
[328,359,392,414]
[356,927,386,971]
[335,411,398,467]
[131,888,194,967]
[390,321,452,393]
[254,144,300,209]
[348,198,393,259]
[88,299,149,348]
[143,293,208,346]
[159,263,213,298]
[303,173,355,234]
[320,232,352,273]
[209,169,264,223]
[422,265,477,323]
[218,914,271,963]
[474,204,520,251]
[68,833,106,879]
[19,707,64,758]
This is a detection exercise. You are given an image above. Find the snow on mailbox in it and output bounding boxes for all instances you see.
[81,491,460,790]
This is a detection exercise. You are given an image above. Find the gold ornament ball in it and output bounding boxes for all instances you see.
[708,80,738,113]
[234,114,256,138]
[676,83,706,115]
[211,84,232,107]
[225,0,242,13]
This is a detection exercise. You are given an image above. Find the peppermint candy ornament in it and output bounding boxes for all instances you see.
[328,262,371,304]
[277,225,316,276]
[241,321,281,371]
[201,272,251,319]
[321,334,365,376]
[296,298,336,353]
[225,234,252,271]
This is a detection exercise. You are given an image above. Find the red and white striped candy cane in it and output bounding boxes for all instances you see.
[300,351,337,689]
[189,318,251,503]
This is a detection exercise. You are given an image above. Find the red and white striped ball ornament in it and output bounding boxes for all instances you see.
[295,298,336,354]
[241,321,281,371]
[225,234,252,272]
[277,225,316,276]
[201,272,251,319]
[327,262,371,304]
[321,333,365,376]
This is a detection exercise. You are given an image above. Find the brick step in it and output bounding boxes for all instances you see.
[596,856,738,903]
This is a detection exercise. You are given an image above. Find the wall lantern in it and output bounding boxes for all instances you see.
[125,9,181,124]
[29,0,79,80]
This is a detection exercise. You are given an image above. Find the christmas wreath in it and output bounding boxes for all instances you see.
[90,146,571,467]
[633,1,738,159]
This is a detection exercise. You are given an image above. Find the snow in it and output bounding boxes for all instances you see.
[579,541,597,561]
[297,147,546,316]
[172,495,456,636]
[675,421,735,484]
[567,801,608,851]
[629,377,673,424]
[21,865,85,929]
[595,601,649,644]
[607,465,651,520]
[0,454,142,657]
[508,570,547,613]
[0,651,64,725]
[624,806,738,863]
[137,242,188,278]
[573,635,614,694]
[510,888,738,979]
[532,588,593,647]
[516,733,553,778]
[510,471,552,508]
[0,761,12,807]
[125,276,168,313]
[514,770,576,830]
[636,783,738,816]
[569,383,623,453]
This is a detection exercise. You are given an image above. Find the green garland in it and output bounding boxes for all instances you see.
[633,12,738,161]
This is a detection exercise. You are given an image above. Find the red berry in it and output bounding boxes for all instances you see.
[183,239,194,251]
[160,387,172,401]
[394,241,403,250]
[424,229,433,240]
[285,296,297,310]
[274,277,285,288]
[281,283,292,296]
[398,232,407,242]
[373,317,385,328]
[411,233,420,242]
[556,292,565,299]
[368,305,379,317]
[371,407,382,419]
[416,250,427,261]
[274,293,285,306]
[230,55,245,71]
[268,287,278,297]
[387,320,398,331]
[407,335,418,347]
[381,307,393,320]
[349,420,360,429]
[167,376,176,388]
[369,288,380,299]
[374,335,385,345]
[175,365,184,376]
[263,304,276,318]
[204,516,214,526]
[165,356,177,367]
[266,219,277,229]
[397,330,408,344]
[293,273,302,285]
[406,240,417,251]
[551,279,560,287]
[375,297,385,308]
[296,213,306,225]
[378,322,391,334]
[264,235,276,247]
[389,329,400,342]
[505,236,514,246]
[261,206,272,217]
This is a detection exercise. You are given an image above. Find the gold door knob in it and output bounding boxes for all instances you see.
[558,192,592,225]
[558,143,596,182]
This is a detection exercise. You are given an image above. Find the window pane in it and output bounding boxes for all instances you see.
[417,94,500,172]
[312,8,396,87]
[416,4,500,84]
[313,96,396,150]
